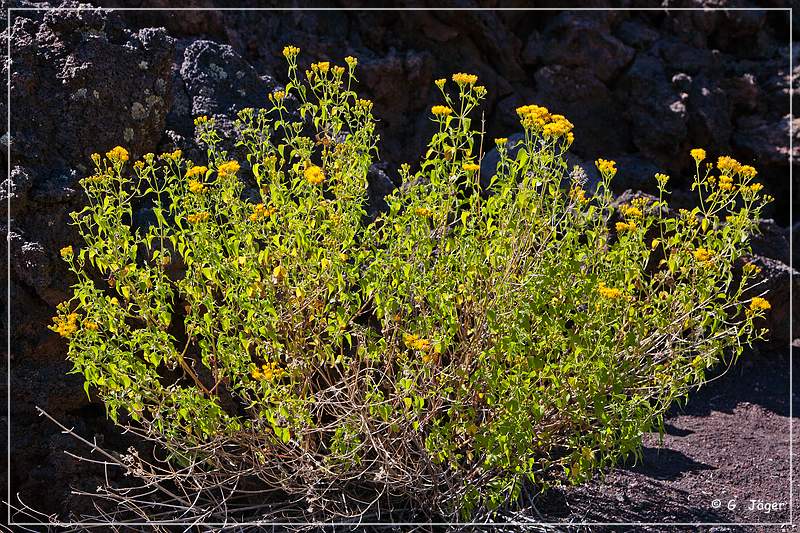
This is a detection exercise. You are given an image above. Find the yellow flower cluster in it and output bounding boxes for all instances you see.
[217,160,240,177]
[161,149,182,161]
[311,61,330,73]
[83,320,99,331]
[748,182,763,192]
[188,179,205,194]
[282,45,300,59]
[53,312,79,338]
[270,90,285,102]
[106,146,129,162]
[332,65,345,76]
[718,174,734,191]
[194,115,209,126]
[403,333,432,352]
[597,282,622,299]
[516,104,550,128]
[749,297,771,312]
[357,99,373,110]
[462,162,480,172]
[542,114,574,139]
[186,165,207,179]
[615,221,637,232]
[60,245,74,258]
[187,212,210,224]
[693,247,712,263]
[452,72,478,85]
[690,148,706,162]
[495,137,508,146]
[431,105,453,117]
[569,185,588,204]
[435,78,446,89]
[739,165,757,178]
[251,361,286,381]
[304,165,325,185]
[743,262,762,275]
[345,56,357,68]
[619,204,643,218]
[249,203,275,222]
[717,155,741,173]
[596,158,617,177]
[414,207,433,218]
[655,172,670,185]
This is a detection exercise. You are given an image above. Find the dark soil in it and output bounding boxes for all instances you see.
[535,348,796,532]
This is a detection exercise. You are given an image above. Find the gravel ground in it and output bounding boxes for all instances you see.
[535,349,796,532]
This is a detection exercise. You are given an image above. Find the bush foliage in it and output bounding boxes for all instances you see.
[52,47,772,520]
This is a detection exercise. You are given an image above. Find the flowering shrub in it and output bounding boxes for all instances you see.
[52,47,772,522]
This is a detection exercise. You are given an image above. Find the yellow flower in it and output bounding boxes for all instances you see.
[217,160,240,177]
[185,165,207,179]
[542,114,574,138]
[462,162,480,172]
[693,247,712,262]
[282,45,300,59]
[569,186,588,204]
[516,104,550,129]
[304,165,325,185]
[717,155,741,173]
[414,207,433,218]
[187,212,210,224]
[60,245,74,258]
[495,137,508,146]
[615,220,636,232]
[749,297,771,312]
[106,146,129,162]
[249,203,275,222]
[312,61,330,73]
[332,65,345,76]
[133,160,145,170]
[749,182,764,192]
[431,105,453,117]
[474,85,487,97]
[597,282,622,299]
[596,158,617,177]
[53,312,79,338]
[690,148,706,163]
[356,99,373,110]
[655,173,670,185]
[452,72,478,85]
[83,320,98,331]
[743,262,762,275]
[161,149,182,161]
[270,90,285,102]
[252,361,285,381]
[435,78,446,89]
[619,204,643,218]
[739,165,757,179]
[403,333,432,352]
[718,174,734,191]
[188,179,205,194]
[345,56,357,68]
[193,115,209,126]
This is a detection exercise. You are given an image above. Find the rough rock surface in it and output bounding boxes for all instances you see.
[4,0,796,523]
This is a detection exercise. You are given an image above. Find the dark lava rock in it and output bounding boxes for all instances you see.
[540,13,634,83]
[615,54,688,164]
